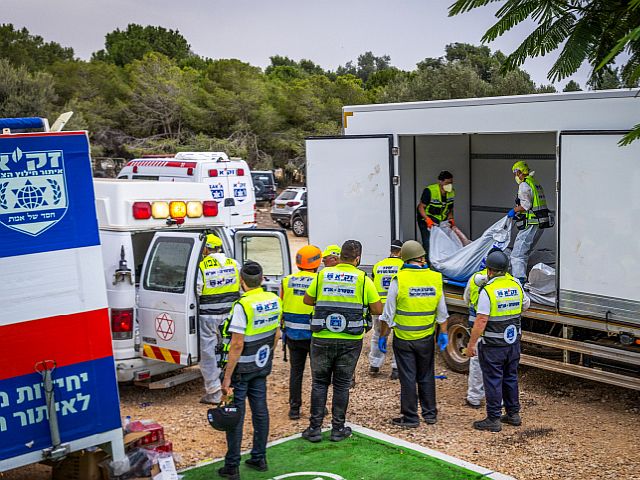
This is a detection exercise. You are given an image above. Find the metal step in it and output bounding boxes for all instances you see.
[520,353,640,390]
[135,368,202,389]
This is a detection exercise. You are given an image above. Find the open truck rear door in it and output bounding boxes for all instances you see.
[234,229,291,293]
[558,131,640,329]
[138,232,203,366]
[305,135,395,266]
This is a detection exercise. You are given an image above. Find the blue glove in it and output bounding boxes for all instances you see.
[281,331,287,343]
[507,209,516,219]
[378,336,387,354]
[437,332,449,351]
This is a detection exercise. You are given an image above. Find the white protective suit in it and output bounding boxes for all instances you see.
[511,181,544,282]
[463,272,487,406]
[368,316,397,370]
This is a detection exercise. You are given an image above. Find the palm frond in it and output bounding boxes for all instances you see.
[619,124,640,147]
[548,15,597,81]
[483,1,541,42]
[448,0,501,16]
[597,25,640,70]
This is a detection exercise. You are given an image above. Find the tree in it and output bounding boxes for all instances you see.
[563,80,582,92]
[449,0,640,143]
[0,59,57,118]
[93,24,192,67]
[0,24,73,70]
[337,51,392,83]
[587,66,622,90]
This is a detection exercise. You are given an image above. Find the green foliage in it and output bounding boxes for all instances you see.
[0,59,57,118]
[563,80,582,91]
[0,24,73,70]
[93,24,191,67]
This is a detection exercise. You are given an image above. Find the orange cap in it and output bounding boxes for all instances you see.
[296,245,322,270]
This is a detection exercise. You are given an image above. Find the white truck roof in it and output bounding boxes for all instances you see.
[94,179,228,231]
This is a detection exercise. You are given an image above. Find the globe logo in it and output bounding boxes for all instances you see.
[13,180,46,209]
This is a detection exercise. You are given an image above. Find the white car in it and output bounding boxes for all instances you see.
[270,187,307,227]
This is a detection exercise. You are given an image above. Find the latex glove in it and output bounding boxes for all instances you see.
[281,331,287,343]
[426,217,436,230]
[507,209,516,219]
[378,336,388,354]
[449,218,455,227]
[437,332,449,351]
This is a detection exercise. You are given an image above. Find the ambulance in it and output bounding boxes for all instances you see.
[116,152,256,228]
[94,179,291,387]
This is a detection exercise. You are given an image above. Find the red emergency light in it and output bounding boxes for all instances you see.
[208,169,218,177]
[111,308,133,340]
[237,168,245,176]
[132,202,152,219]
[203,201,219,217]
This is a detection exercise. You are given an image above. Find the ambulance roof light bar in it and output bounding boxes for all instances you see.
[174,151,230,162]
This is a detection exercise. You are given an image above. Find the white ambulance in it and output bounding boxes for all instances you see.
[95,179,291,386]
[117,152,256,228]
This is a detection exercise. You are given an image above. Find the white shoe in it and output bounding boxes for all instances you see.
[200,390,222,405]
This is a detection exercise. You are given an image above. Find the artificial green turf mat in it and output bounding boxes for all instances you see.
[182,431,485,479]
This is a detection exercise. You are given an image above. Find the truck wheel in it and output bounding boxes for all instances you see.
[441,313,470,373]
[292,217,306,237]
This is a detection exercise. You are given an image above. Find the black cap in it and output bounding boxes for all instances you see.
[391,240,403,249]
[485,251,510,272]
[241,261,262,277]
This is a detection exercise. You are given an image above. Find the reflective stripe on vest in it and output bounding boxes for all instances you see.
[481,276,523,347]
[312,266,367,337]
[523,176,550,226]
[372,257,404,303]
[219,288,281,373]
[281,271,314,340]
[199,256,240,315]
[425,183,455,223]
[393,267,443,341]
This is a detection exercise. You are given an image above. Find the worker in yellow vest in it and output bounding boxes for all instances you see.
[368,240,404,379]
[218,261,282,477]
[301,240,382,442]
[467,250,530,432]
[197,234,240,405]
[416,171,455,256]
[280,245,323,420]
[321,244,341,268]
[379,241,449,428]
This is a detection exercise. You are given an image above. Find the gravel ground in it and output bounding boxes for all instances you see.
[4,209,640,479]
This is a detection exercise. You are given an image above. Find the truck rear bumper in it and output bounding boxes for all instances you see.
[115,357,182,382]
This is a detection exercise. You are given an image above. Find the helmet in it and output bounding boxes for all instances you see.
[401,240,426,262]
[296,245,322,270]
[485,250,510,272]
[391,239,403,250]
[207,405,241,432]
[512,161,530,175]
[322,245,341,258]
[206,234,223,249]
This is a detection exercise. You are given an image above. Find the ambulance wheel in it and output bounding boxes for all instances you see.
[441,314,470,373]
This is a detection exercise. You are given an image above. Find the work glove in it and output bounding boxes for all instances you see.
[449,218,456,227]
[507,209,516,219]
[378,336,388,354]
[437,332,449,351]
[426,217,436,230]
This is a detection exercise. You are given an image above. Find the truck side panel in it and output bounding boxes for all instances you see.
[0,132,122,467]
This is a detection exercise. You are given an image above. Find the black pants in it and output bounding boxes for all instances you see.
[309,337,362,429]
[287,338,311,409]
[393,335,437,422]
[479,341,521,419]
[417,219,430,262]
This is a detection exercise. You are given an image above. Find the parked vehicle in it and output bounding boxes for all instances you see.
[251,170,277,202]
[117,152,256,228]
[94,179,291,387]
[291,205,308,237]
[305,89,640,391]
[270,187,306,228]
[0,119,125,471]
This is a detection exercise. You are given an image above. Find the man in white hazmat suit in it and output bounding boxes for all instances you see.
[197,234,240,404]
[507,161,552,285]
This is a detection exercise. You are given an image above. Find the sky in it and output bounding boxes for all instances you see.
[3,0,590,87]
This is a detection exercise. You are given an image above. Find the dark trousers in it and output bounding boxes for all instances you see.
[478,342,521,419]
[393,335,437,422]
[287,338,311,409]
[309,337,362,429]
[417,219,430,262]
[225,369,270,467]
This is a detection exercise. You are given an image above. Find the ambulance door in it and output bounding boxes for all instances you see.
[137,232,203,366]
[234,229,291,293]
[305,135,395,267]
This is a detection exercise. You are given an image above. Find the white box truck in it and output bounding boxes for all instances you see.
[94,179,291,387]
[305,89,640,390]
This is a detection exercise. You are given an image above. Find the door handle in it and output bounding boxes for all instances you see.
[189,303,195,309]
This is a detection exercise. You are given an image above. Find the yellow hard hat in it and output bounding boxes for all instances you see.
[206,234,223,249]
[512,161,530,174]
[322,245,341,258]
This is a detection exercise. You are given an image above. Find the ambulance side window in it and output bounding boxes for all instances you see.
[143,237,194,293]
[240,236,284,276]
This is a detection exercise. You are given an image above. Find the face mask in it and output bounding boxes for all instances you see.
[443,183,453,193]
[515,175,522,184]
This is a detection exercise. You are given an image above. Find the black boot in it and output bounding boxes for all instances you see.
[390,368,399,380]
[245,457,268,471]
[288,407,300,420]
[473,417,502,432]
[500,413,522,426]
[218,464,240,479]
[330,425,352,442]
[302,426,322,443]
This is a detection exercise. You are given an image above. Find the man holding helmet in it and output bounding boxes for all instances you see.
[467,250,530,433]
